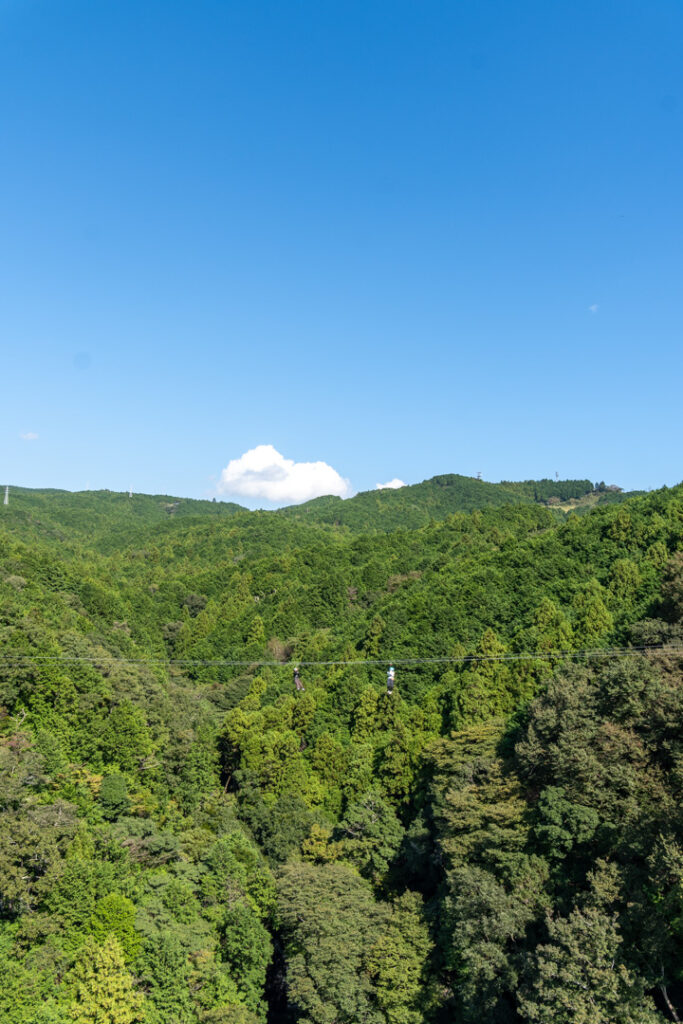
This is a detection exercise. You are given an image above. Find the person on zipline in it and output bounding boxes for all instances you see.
[386,665,395,695]
[294,666,305,692]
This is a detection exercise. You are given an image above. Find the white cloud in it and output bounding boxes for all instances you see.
[376,478,406,490]
[588,304,599,313]
[217,444,352,504]
[20,432,38,441]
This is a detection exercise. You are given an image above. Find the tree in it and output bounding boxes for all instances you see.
[99,773,130,821]
[449,630,514,728]
[518,889,664,1023]
[533,786,600,860]
[277,862,380,1023]
[220,902,272,1015]
[361,613,385,656]
[426,725,547,1022]
[365,890,432,1024]
[609,558,642,603]
[101,701,152,771]
[376,721,422,804]
[352,687,380,741]
[136,933,193,1024]
[278,862,432,1024]
[572,581,613,647]
[237,781,314,863]
[337,788,404,883]
[246,616,265,651]
[444,859,549,1023]
[531,598,574,656]
[68,935,145,1024]
[88,893,141,961]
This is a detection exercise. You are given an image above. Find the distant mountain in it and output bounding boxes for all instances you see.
[278,473,639,532]
[0,487,244,552]
[0,476,641,551]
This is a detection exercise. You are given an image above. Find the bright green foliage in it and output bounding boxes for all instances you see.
[449,630,515,728]
[530,597,574,655]
[136,933,194,1024]
[0,928,71,1024]
[88,893,140,961]
[364,615,386,657]
[376,719,424,804]
[280,474,629,532]
[189,956,258,1024]
[67,935,145,1024]
[572,580,613,646]
[220,903,272,1015]
[301,823,344,863]
[310,731,345,784]
[352,687,381,740]
[101,701,152,771]
[1,481,683,1022]
[246,615,266,651]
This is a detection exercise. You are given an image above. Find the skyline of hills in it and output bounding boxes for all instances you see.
[0,471,644,541]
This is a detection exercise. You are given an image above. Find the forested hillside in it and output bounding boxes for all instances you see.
[279,474,638,531]
[1,481,681,1022]
[0,487,244,554]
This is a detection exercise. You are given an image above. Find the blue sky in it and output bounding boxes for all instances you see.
[1,0,681,504]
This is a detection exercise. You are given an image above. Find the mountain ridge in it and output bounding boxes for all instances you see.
[0,473,642,545]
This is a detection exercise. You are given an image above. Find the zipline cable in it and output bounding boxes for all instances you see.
[0,645,681,668]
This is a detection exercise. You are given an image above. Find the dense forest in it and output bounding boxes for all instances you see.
[279,475,637,531]
[1,476,681,1023]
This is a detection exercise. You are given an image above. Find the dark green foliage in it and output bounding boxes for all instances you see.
[277,862,431,1023]
[137,933,194,1023]
[518,864,665,1023]
[100,701,152,771]
[99,773,130,820]
[533,787,600,859]
[237,785,315,864]
[337,788,404,883]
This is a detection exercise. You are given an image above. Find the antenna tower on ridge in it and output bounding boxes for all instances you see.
[3,486,8,506]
